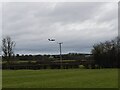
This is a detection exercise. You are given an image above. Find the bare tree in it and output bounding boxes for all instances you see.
[91,37,119,68]
[2,36,15,63]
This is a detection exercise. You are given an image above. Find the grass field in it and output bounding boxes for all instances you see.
[2,69,118,88]
[0,70,1,89]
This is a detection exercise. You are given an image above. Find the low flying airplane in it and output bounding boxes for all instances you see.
[48,39,55,41]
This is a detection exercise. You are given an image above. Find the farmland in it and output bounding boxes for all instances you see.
[2,69,118,88]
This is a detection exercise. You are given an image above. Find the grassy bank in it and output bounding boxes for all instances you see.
[2,69,118,88]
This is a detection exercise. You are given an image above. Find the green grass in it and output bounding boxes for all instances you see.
[0,70,2,89]
[2,60,37,64]
[2,69,118,88]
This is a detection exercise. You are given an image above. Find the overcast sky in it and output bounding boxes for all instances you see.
[2,2,118,55]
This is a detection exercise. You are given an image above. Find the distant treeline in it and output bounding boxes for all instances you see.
[7,53,91,61]
[2,53,94,69]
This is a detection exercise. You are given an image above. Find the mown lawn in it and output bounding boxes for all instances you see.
[0,70,2,89]
[2,69,118,88]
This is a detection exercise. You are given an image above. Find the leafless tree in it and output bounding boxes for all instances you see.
[2,36,15,63]
[91,36,120,68]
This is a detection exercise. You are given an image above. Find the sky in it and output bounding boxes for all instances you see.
[2,2,118,55]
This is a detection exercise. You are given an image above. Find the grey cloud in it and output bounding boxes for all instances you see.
[2,2,118,55]
[34,2,107,24]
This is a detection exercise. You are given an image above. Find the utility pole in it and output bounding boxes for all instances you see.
[48,39,63,69]
[58,42,63,69]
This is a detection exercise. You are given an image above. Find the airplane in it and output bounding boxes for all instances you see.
[48,39,55,41]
